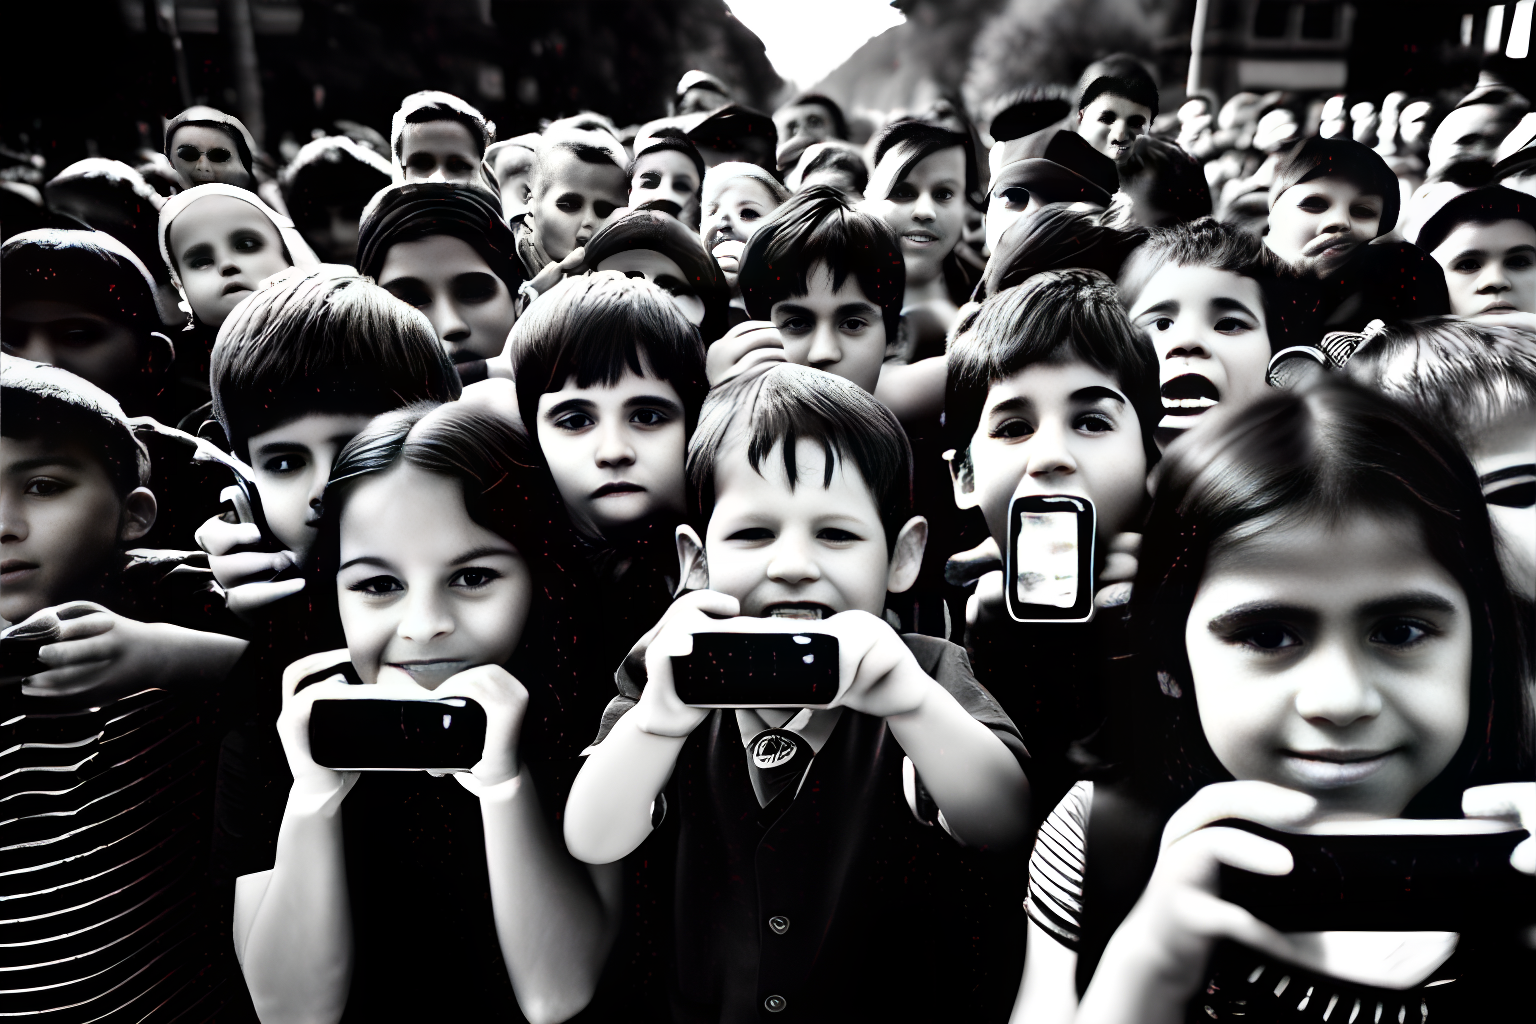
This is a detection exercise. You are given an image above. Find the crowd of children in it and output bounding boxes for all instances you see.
[3,49,1535,1024]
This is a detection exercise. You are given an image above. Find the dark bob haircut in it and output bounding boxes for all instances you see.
[1,358,150,499]
[280,136,392,240]
[948,268,1161,470]
[511,272,709,442]
[981,203,1148,301]
[357,181,526,297]
[688,362,914,552]
[1414,185,1536,256]
[210,266,462,459]
[628,127,707,190]
[1075,54,1160,120]
[738,184,906,345]
[578,209,729,343]
[3,228,164,334]
[869,119,982,213]
[1119,380,1530,809]
[1270,135,1401,235]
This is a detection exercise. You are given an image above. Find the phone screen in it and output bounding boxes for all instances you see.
[1006,494,1096,623]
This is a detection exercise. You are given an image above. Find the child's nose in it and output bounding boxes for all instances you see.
[594,421,636,468]
[0,494,28,543]
[13,327,57,367]
[805,323,843,368]
[1024,419,1078,479]
[1291,641,1383,727]
[428,297,471,343]
[396,587,456,644]
[1476,264,1511,293]
[1162,332,1210,361]
[766,536,821,585]
[912,192,937,222]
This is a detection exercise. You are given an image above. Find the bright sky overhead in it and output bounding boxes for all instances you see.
[726,0,907,91]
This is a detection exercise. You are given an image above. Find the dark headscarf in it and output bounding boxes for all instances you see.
[356,181,526,294]
[580,209,729,343]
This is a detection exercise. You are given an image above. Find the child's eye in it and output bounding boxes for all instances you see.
[386,281,432,307]
[1232,623,1302,651]
[638,172,661,189]
[1369,618,1432,648]
[1098,110,1116,124]
[1298,197,1329,213]
[838,317,870,333]
[816,528,861,543]
[726,527,775,542]
[176,145,201,161]
[349,575,404,596]
[1485,481,1536,508]
[989,418,1035,440]
[23,476,69,497]
[739,207,760,221]
[778,316,813,334]
[408,153,436,171]
[232,232,266,253]
[553,412,596,431]
[1147,316,1174,332]
[448,157,472,173]
[630,408,671,427]
[452,567,503,590]
[1213,316,1252,334]
[1507,254,1534,270]
[593,201,618,219]
[452,273,499,303]
[997,187,1030,210]
[555,196,582,214]
[1075,413,1115,434]
[1452,257,1483,273]
[1349,205,1379,220]
[890,183,918,201]
[57,319,106,344]
[934,188,955,202]
[187,253,215,270]
[261,454,308,474]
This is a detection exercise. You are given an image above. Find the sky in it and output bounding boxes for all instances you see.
[726,0,908,91]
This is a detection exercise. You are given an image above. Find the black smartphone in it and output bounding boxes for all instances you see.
[1005,494,1096,623]
[1217,819,1536,932]
[672,632,840,708]
[309,697,488,771]
[0,634,48,683]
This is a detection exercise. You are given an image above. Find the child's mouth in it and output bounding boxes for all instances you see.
[591,482,644,498]
[221,281,251,296]
[1306,236,1357,260]
[903,231,940,247]
[764,603,832,620]
[0,560,38,584]
[1480,300,1518,314]
[387,659,468,687]
[712,239,745,272]
[1160,374,1220,416]
[1282,749,1394,789]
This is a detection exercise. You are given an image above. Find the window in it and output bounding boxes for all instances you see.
[1254,1,1292,38]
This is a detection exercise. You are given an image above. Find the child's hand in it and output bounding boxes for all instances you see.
[705,320,788,386]
[195,514,305,617]
[947,537,1004,627]
[1463,783,1536,875]
[432,664,530,789]
[1087,782,1316,1011]
[634,589,742,736]
[519,245,589,312]
[276,649,365,795]
[22,601,245,699]
[818,609,930,719]
[1095,532,1140,609]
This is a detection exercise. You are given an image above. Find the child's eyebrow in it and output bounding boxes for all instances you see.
[835,301,881,318]
[542,396,597,418]
[449,545,520,565]
[6,455,82,473]
[179,241,214,264]
[1205,602,1318,633]
[1210,297,1261,320]
[1134,298,1180,317]
[338,555,394,572]
[253,441,312,456]
[624,393,685,413]
[1070,386,1127,405]
[1505,244,1536,258]
[1356,591,1460,619]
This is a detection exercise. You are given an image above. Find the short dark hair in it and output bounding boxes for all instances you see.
[1,359,149,499]
[738,185,905,345]
[532,130,628,201]
[3,228,163,335]
[1079,74,1159,120]
[394,93,493,159]
[210,266,462,460]
[687,363,913,551]
[948,268,1161,469]
[1270,135,1401,234]
[982,203,1148,301]
[797,140,869,195]
[357,182,526,296]
[1116,135,1212,224]
[870,119,981,212]
[280,136,392,236]
[511,272,709,442]
[628,128,707,190]
[783,93,849,139]
[1117,217,1313,352]
[1414,185,1536,255]
[1344,315,1536,444]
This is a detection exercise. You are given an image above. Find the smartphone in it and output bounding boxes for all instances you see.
[1005,494,1096,623]
[309,697,488,771]
[1217,818,1536,932]
[672,632,840,708]
[0,634,48,683]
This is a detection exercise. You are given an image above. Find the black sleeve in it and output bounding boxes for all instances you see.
[902,633,1031,770]
[211,720,292,884]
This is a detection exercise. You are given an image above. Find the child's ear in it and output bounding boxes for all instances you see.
[885,516,928,595]
[144,332,176,377]
[118,487,158,545]
[945,447,980,510]
[675,524,710,593]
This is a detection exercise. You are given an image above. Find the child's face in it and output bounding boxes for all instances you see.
[3,300,147,398]
[956,360,1147,549]
[1471,407,1536,603]
[248,411,376,562]
[1185,510,1472,820]
[770,262,886,393]
[1078,94,1151,160]
[1264,177,1384,278]
[1430,218,1536,318]
[1427,103,1507,172]
[494,150,535,218]
[535,366,687,540]
[337,462,529,690]
[531,149,628,262]
[594,250,707,325]
[399,120,481,184]
[379,234,517,361]
[631,150,701,229]
[704,436,911,618]
[169,194,291,327]
[800,165,863,202]
[0,433,149,624]
[865,146,966,288]
[170,125,248,187]
[774,102,836,170]
[701,178,780,288]
[1128,264,1271,442]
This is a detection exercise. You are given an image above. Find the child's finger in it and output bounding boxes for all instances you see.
[227,578,307,618]
[1099,551,1138,583]
[1094,581,1133,609]
[1461,782,1536,823]
[1162,781,1317,850]
[47,611,115,642]
[39,634,120,666]
[212,549,298,584]
[281,648,354,698]
[195,517,265,556]
[1107,532,1142,555]
[48,600,112,621]
[1168,889,1300,965]
[21,661,116,697]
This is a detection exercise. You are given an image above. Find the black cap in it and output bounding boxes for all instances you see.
[1416,185,1536,255]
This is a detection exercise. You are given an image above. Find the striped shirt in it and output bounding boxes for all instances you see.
[1024,779,1092,949]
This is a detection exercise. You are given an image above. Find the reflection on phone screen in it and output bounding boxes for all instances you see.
[1014,510,1080,609]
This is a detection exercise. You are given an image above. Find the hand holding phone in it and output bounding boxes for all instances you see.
[1006,494,1096,623]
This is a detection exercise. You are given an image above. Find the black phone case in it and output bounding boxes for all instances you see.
[1005,494,1096,623]
[1217,819,1536,931]
[0,636,48,682]
[309,697,488,771]
[672,632,839,708]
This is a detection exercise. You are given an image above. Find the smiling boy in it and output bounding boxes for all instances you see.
[563,362,1031,1023]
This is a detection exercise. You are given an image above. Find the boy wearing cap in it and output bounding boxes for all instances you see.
[984,128,1118,256]
[1418,185,1536,322]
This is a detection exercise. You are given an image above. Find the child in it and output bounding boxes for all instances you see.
[1,356,249,1021]
[3,228,175,418]
[1346,316,1536,607]
[700,160,790,316]
[1264,135,1450,330]
[985,128,1118,259]
[390,89,494,184]
[628,127,706,230]
[44,157,177,317]
[787,139,869,201]
[978,202,1146,303]
[164,104,259,190]
[357,181,524,373]
[772,92,849,175]
[1118,217,1296,448]
[862,119,981,357]
[157,183,319,341]
[195,266,461,622]
[481,133,541,222]
[1416,184,1536,321]
[673,69,732,116]
[562,362,1033,1022]
[229,401,621,1022]
[1075,63,1158,162]
[1010,381,1533,1023]
[1115,134,1213,228]
[945,268,1159,813]
[278,135,392,265]
[519,125,630,278]
[578,208,729,342]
